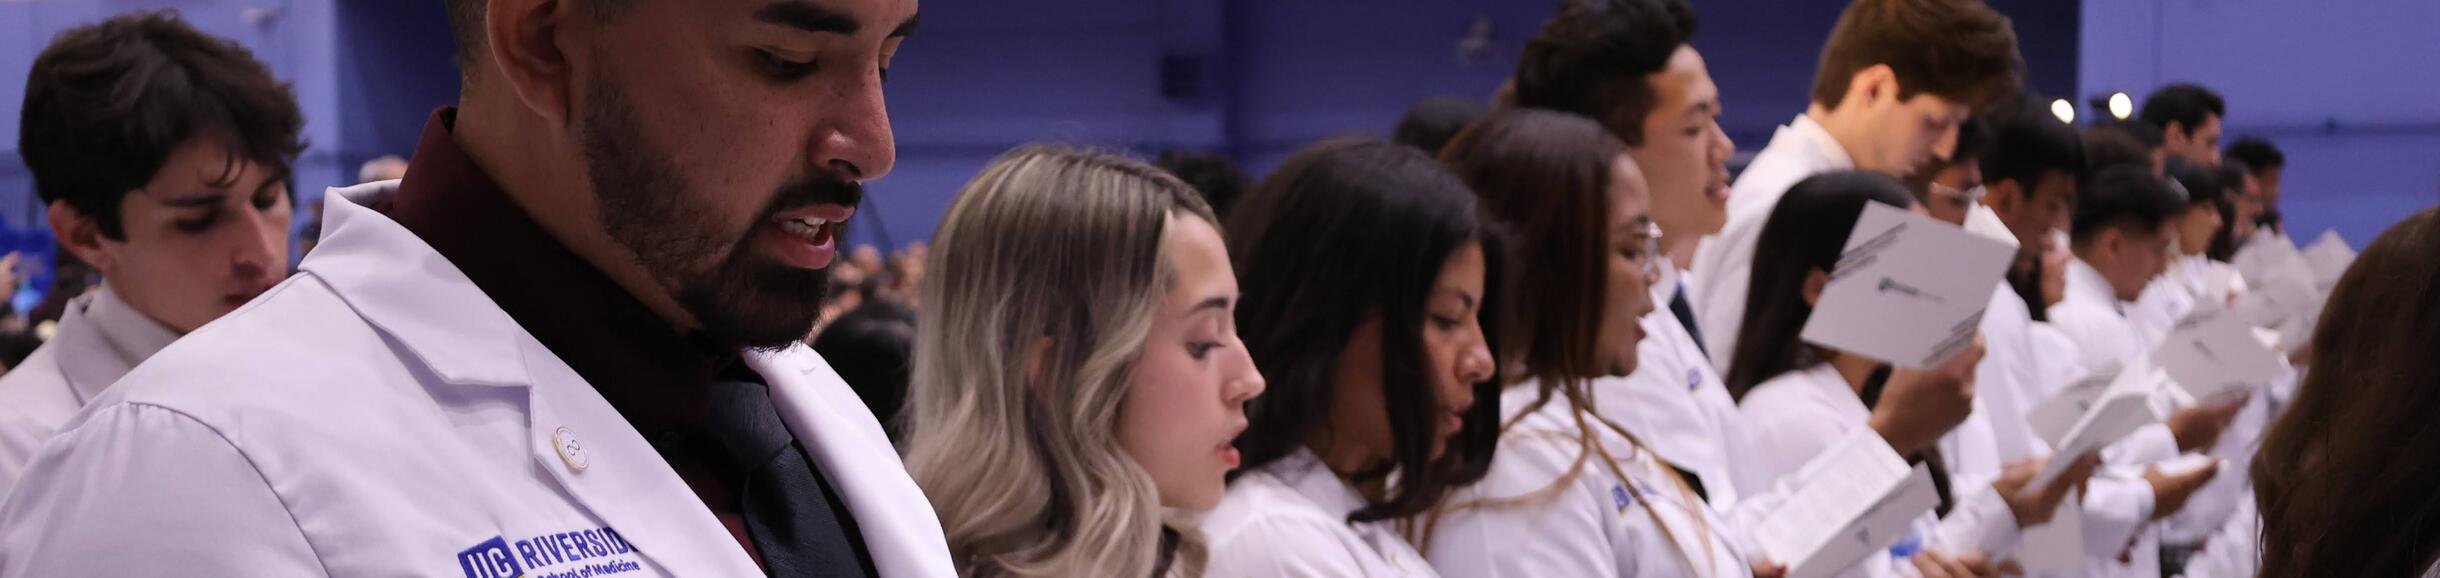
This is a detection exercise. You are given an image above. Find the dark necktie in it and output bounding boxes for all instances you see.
[704,379,879,577]
[1669,281,1710,359]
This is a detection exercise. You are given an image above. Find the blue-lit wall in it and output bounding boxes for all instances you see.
[2082,0,2440,247]
[7,0,2418,265]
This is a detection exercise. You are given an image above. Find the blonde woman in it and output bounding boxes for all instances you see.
[904,145,1267,578]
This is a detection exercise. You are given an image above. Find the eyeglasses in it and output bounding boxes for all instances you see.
[1930,182,1986,203]
[1631,221,1665,280]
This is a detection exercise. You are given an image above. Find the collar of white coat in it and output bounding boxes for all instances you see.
[1783,113,1856,171]
[303,181,534,386]
[1261,448,1371,522]
[1651,264,1684,306]
[2064,257,2127,316]
[53,285,181,404]
[1723,115,1856,220]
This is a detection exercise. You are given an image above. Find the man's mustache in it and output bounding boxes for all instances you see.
[765,177,864,216]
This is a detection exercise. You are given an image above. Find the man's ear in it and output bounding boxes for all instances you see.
[1802,267,1830,307]
[1849,64,1899,109]
[47,201,114,275]
[486,0,575,126]
[2164,121,2190,148]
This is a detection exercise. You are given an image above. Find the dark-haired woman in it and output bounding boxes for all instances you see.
[2251,207,2440,578]
[1728,171,2092,578]
[1422,109,1752,578]
[1202,139,1503,577]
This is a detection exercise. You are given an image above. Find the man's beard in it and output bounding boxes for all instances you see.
[580,80,861,351]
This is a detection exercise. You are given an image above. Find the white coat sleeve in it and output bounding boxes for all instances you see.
[2080,474,2156,556]
[1204,515,1384,578]
[0,403,324,578]
[1424,432,1620,578]
[1932,484,2021,557]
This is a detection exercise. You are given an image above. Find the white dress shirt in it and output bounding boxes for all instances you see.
[1204,449,1439,578]
[1692,114,1856,373]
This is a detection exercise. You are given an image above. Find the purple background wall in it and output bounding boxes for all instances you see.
[2081,0,2440,247]
[3,0,2422,262]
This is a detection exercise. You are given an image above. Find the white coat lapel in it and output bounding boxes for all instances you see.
[748,344,955,578]
[522,337,766,577]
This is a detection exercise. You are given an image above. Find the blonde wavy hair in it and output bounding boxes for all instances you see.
[904,145,1217,578]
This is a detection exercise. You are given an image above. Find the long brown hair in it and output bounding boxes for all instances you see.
[1434,107,1715,572]
[1226,138,1508,524]
[2252,206,2440,578]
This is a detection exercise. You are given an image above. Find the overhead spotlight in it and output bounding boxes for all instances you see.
[2050,99,2076,124]
[2108,92,2134,120]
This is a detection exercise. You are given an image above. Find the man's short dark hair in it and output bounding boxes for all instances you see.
[1392,96,1490,156]
[2165,156,2226,207]
[446,0,633,80]
[19,11,306,240]
[2082,121,2158,174]
[2138,82,2225,134]
[1811,0,2022,111]
[1154,149,1251,219]
[1979,97,2085,191]
[2226,137,2285,173]
[2073,164,2183,246]
[1512,0,1697,146]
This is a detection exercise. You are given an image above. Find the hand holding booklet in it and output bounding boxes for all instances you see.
[2028,365,2166,489]
[1801,203,2015,369]
[1751,434,1943,578]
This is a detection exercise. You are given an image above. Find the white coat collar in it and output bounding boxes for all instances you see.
[303,182,530,387]
[2064,257,2127,316]
[1782,114,1857,171]
[1261,449,1367,519]
[51,286,180,405]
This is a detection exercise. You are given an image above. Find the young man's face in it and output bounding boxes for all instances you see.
[1990,171,2076,257]
[2256,166,2284,207]
[2097,225,2173,302]
[60,136,293,334]
[1919,158,1981,226]
[563,0,917,348]
[1863,92,1970,178]
[2166,114,2223,165]
[1628,45,1735,242]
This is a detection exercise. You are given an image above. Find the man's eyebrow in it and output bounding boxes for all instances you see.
[891,13,920,38]
[757,1,861,35]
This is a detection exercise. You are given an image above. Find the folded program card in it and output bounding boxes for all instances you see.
[1752,433,1942,578]
[2030,366,2166,489]
[1803,203,2017,369]
[2153,313,2286,403]
[2302,230,2357,288]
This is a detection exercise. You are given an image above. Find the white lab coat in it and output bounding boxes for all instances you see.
[1973,285,2176,576]
[1737,364,2022,578]
[2045,258,2196,578]
[1595,267,1766,508]
[1203,449,1438,578]
[1425,384,1751,578]
[0,182,956,577]
[0,287,179,493]
[1691,114,1855,374]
